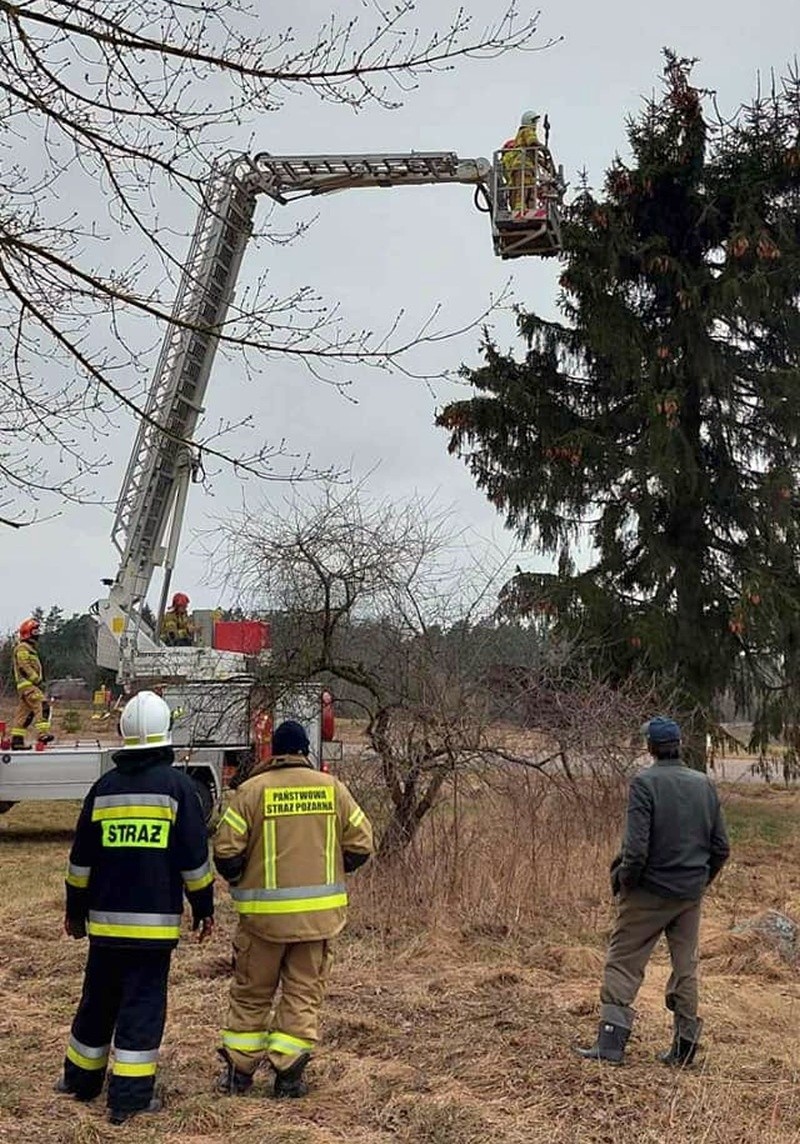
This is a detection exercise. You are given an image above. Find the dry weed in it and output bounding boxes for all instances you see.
[1,779,800,1142]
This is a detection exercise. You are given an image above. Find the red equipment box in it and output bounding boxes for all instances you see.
[213,620,271,655]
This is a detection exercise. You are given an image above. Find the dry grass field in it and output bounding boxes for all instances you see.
[2,765,800,1143]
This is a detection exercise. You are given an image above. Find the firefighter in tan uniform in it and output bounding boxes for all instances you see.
[11,617,54,749]
[213,720,373,1098]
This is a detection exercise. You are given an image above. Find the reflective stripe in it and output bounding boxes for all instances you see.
[94,794,179,812]
[232,883,347,902]
[111,1046,159,1077]
[67,1035,109,1072]
[325,816,335,885]
[92,805,175,822]
[113,1048,160,1064]
[221,806,247,835]
[267,1031,314,1056]
[222,1030,269,1051]
[16,681,34,691]
[112,1060,158,1077]
[182,861,214,892]
[87,910,181,940]
[231,884,347,915]
[66,863,91,889]
[264,819,277,890]
[348,806,366,828]
[123,733,169,746]
[93,794,177,822]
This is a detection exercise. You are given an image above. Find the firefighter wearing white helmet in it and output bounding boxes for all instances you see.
[56,691,214,1126]
[501,110,543,214]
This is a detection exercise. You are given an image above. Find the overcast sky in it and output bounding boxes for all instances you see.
[1,0,798,634]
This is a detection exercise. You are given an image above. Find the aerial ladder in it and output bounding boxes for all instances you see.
[93,145,566,724]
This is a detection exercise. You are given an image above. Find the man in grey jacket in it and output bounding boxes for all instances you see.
[576,716,729,1067]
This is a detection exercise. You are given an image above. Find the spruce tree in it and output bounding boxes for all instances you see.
[439,53,800,768]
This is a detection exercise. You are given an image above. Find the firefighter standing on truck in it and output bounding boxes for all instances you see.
[11,617,53,749]
[160,592,195,646]
[56,691,214,1126]
[214,719,373,1098]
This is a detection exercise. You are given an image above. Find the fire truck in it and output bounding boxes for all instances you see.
[0,140,566,816]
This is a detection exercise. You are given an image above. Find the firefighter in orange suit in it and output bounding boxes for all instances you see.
[11,617,53,749]
[214,720,373,1098]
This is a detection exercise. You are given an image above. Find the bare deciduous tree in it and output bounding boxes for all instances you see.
[0,2,554,524]
[209,484,666,858]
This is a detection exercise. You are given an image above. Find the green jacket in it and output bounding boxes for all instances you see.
[619,758,729,899]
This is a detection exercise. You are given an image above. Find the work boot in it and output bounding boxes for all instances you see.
[273,1052,311,1098]
[108,1095,163,1126]
[216,1051,253,1096]
[37,734,55,745]
[53,1076,100,1102]
[10,737,31,751]
[658,1017,703,1067]
[575,1020,631,1064]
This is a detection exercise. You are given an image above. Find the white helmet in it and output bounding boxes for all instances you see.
[520,110,540,127]
[119,690,172,750]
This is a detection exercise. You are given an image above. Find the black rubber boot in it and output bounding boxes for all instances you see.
[658,1018,703,1067]
[108,1095,163,1126]
[575,1020,631,1064]
[273,1052,311,1098]
[11,737,31,751]
[54,1075,101,1102]
[37,734,55,745]
[216,1051,254,1096]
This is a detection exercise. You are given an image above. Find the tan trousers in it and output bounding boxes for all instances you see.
[600,888,701,1037]
[12,688,49,740]
[222,925,332,1075]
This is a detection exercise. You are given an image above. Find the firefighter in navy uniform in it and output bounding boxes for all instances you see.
[56,691,215,1126]
[214,720,373,1098]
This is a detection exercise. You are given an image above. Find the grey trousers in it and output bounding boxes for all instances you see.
[600,888,701,1037]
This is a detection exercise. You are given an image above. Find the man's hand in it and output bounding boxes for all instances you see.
[64,915,87,939]
[193,916,214,943]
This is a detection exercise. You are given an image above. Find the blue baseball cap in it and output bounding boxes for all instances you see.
[644,716,681,744]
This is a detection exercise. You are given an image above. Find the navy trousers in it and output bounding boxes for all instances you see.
[64,943,172,1114]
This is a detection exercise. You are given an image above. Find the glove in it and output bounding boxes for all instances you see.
[64,915,87,940]
[609,854,622,897]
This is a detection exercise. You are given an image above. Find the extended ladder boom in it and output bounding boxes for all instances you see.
[99,150,510,673]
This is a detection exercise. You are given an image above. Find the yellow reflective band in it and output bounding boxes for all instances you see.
[111,1061,157,1077]
[234,893,347,915]
[348,806,366,828]
[16,681,34,691]
[222,1030,269,1051]
[184,870,214,892]
[66,1045,108,1071]
[66,873,90,889]
[267,1031,314,1055]
[93,805,175,821]
[101,819,170,849]
[264,818,277,890]
[122,733,168,745]
[221,806,248,835]
[264,786,335,818]
[325,815,335,885]
[87,922,181,940]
